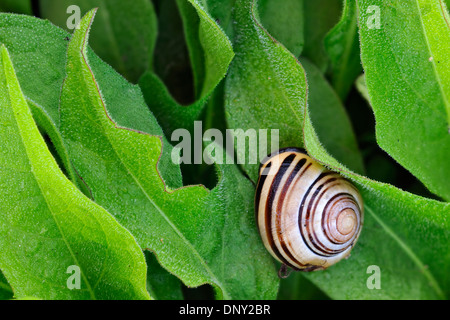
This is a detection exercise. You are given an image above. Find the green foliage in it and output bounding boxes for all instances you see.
[358,0,450,201]
[0,0,448,300]
[59,10,276,299]
[0,45,149,300]
[40,0,158,83]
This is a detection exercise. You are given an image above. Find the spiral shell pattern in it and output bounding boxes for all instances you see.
[255,148,364,272]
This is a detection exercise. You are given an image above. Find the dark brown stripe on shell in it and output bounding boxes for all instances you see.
[298,171,336,257]
[264,154,299,269]
[255,162,271,221]
[275,157,309,269]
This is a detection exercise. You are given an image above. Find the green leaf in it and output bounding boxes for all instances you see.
[0,45,150,300]
[225,0,308,182]
[204,0,235,39]
[84,48,183,190]
[258,0,305,57]
[357,0,450,200]
[0,12,182,189]
[139,0,234,138]
[176,0,205,98]
[324,0,362,100]
[185,0,234,99]
[302,0,342,72]
[138,69,206,139]
[0,14,68,126]
[301,57,365,174]
[40,0,158,83]
[226,0,362,179]
[60,9,278,300]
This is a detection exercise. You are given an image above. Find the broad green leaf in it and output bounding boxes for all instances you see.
[140,0,234,138]
[60,9,278,300]
[0,0,31,14]
[84,49,183,189]
[302,0,342,72]
[0,13,80,187]
[258,0,305,57]
[324,0,362,100]
[226,0,362,180]
[0,14,68,126]
[40,0,158,83]
[0,13,182,189]
[225,0,308,182]
[0,45,150,300]
[301,58,364,174]
[225,0,449,300]
[357,0,450,200]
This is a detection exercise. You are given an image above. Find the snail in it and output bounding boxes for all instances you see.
[255,148,363,277]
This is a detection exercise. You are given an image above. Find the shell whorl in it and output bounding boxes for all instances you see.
[255,148,363,272]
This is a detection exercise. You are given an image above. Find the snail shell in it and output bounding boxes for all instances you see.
[255,148,363,273]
